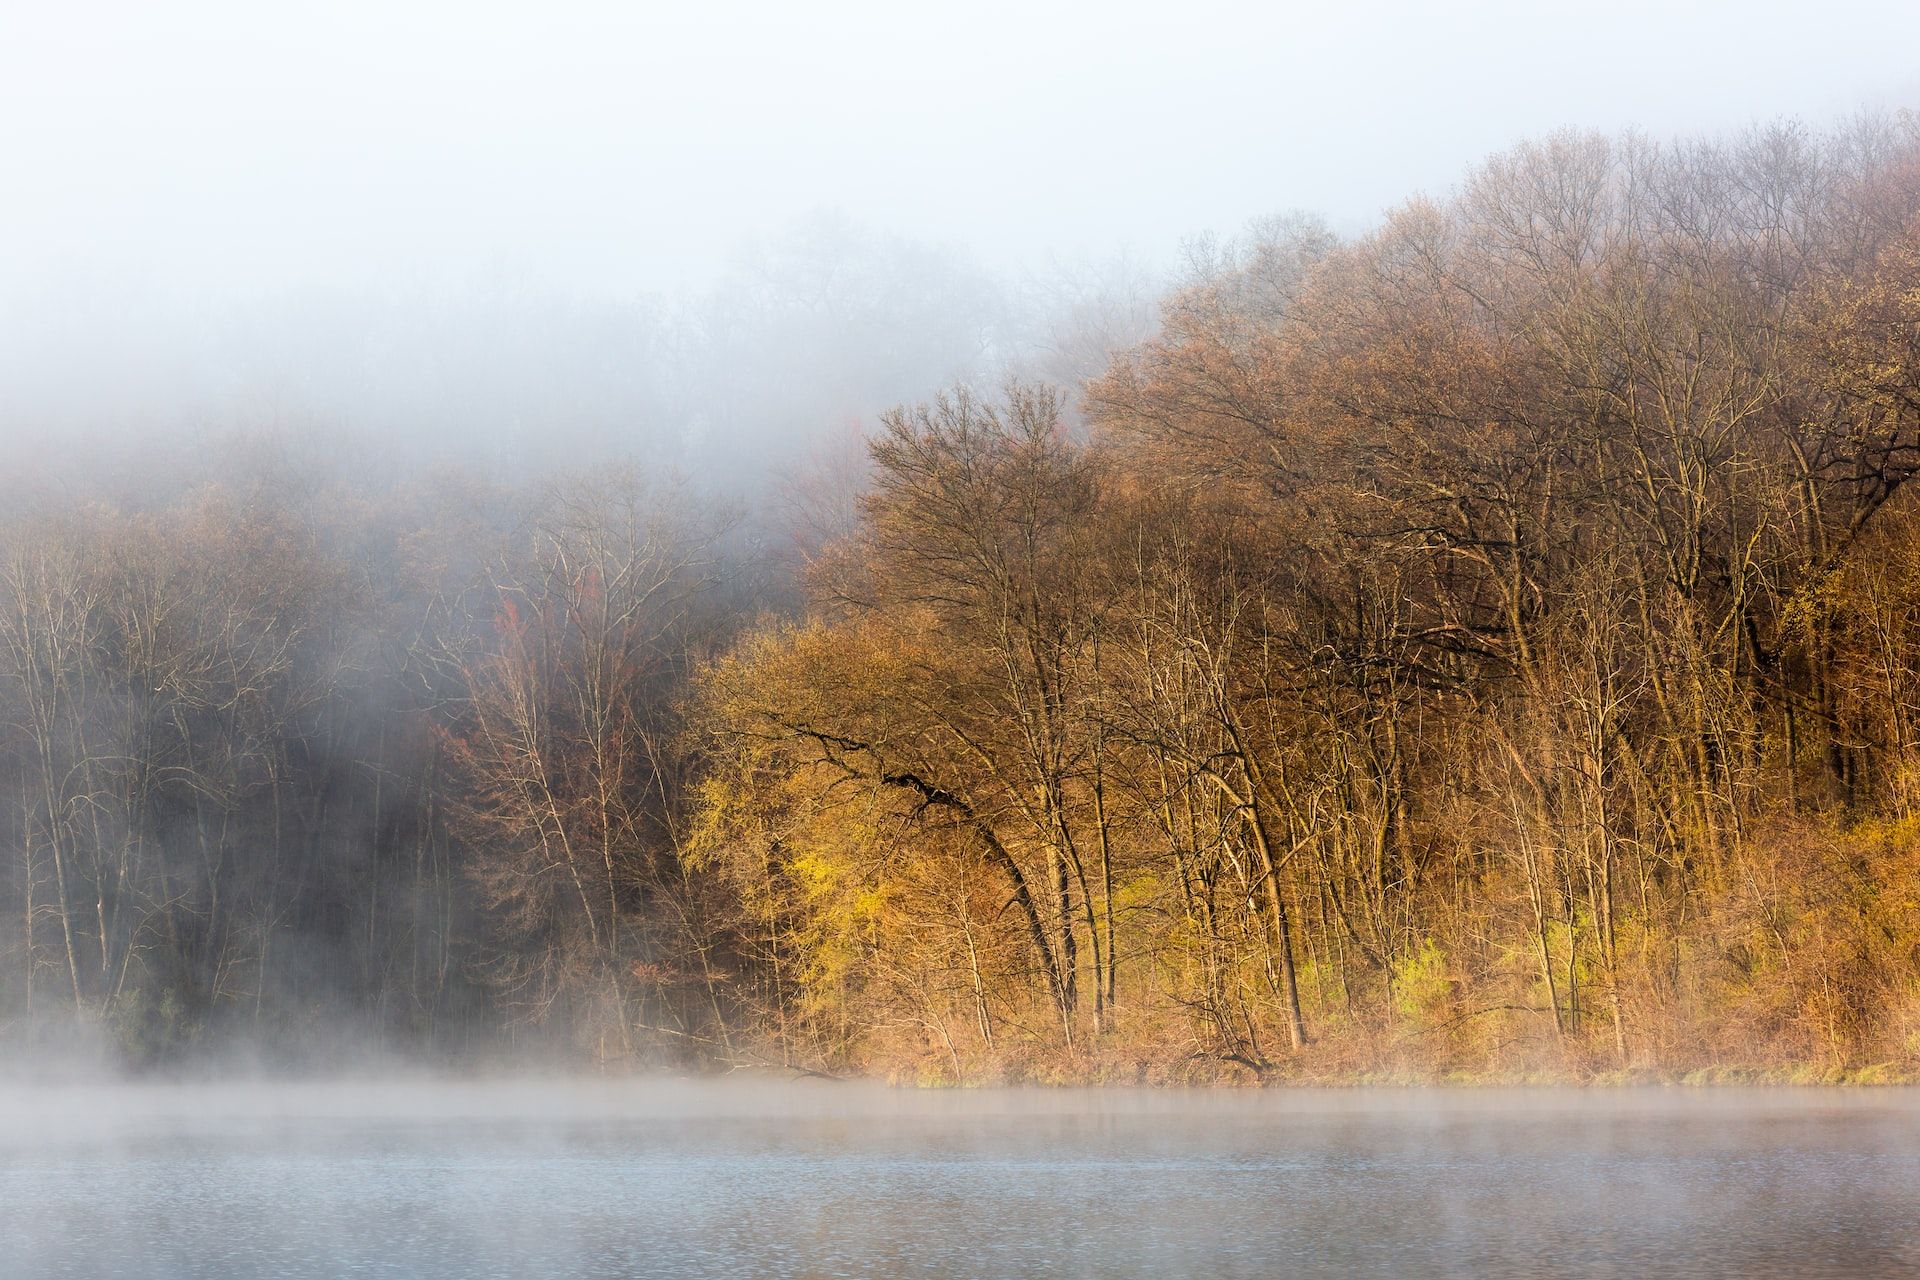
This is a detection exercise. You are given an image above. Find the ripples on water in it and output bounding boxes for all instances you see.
[0,1079,1915,1278]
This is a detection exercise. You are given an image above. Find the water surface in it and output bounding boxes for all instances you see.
[1,1080,1915,1278]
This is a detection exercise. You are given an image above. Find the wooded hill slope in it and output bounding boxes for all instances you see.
[7,117,1920,1081]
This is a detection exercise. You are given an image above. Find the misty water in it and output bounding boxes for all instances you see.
[1,1082,1915,1278]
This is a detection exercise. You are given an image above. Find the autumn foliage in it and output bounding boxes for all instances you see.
[7,120,1920,1081]
[695,119,1920,1082]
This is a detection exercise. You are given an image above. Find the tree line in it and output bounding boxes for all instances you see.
[7,117,1920,1079]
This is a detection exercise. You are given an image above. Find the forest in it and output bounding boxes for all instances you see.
[8,117,1920,1082]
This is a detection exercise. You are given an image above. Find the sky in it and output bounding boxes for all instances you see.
[0,0,1916,475]
[5,0,1916,299]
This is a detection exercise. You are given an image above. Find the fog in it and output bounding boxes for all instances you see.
[5,1076,1914,1145]
[6,1,1918,481]
[0,213,1078,482]
[3,1081,1917,1277]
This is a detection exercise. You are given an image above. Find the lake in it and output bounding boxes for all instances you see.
[0,1080,1915,1277]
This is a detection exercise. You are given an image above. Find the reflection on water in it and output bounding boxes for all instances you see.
[0,1081,1915,1278]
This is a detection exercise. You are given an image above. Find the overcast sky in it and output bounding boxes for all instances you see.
[5,0,1917,302]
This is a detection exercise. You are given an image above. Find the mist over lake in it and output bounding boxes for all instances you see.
[1,1082,1915,1279]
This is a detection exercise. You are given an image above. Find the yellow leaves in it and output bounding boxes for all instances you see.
[1392,938,1455,1028]
[1114,871,1163,915]
[1779,568,1845,644]
[785,849,843,900]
